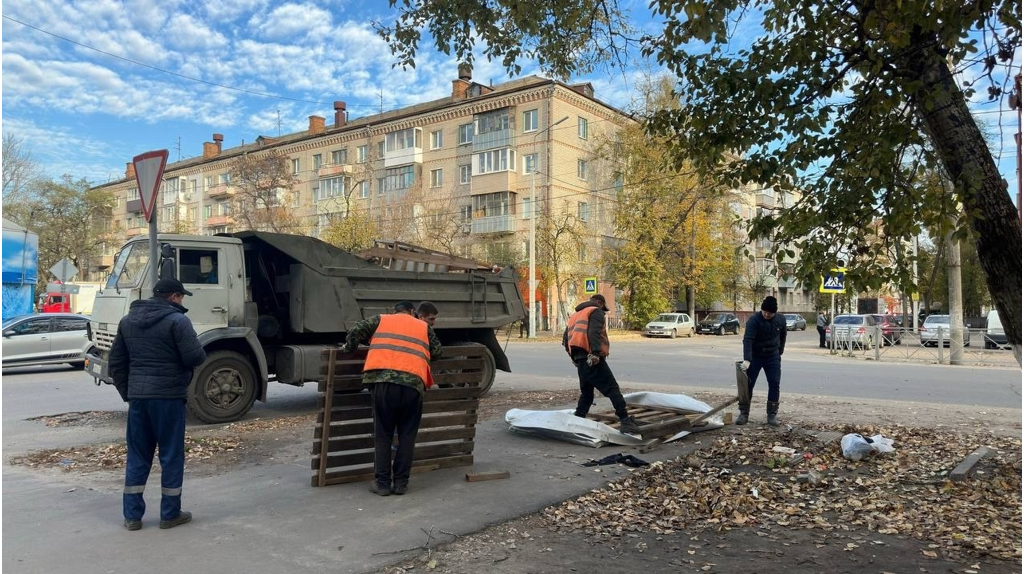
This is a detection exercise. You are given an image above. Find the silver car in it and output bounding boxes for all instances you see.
[825,314,877,348]
[643,313,695,338]
[784,314,807,331]
[919,314,971,347]
[2,313,94,369]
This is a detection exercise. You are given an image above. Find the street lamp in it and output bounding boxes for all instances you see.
[529,115,569,339]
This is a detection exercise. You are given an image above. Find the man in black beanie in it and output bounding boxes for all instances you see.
[738,296,787,426]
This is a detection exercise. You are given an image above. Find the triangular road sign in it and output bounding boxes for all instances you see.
[133,150,169,223]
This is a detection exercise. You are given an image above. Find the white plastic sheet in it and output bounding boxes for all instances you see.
[505,391,725,448]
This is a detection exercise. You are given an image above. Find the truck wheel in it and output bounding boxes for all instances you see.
[446,342,497,396]
[188,351,257,424]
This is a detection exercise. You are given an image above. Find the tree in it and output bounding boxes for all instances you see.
[321,208,379,252]
[537,202,588,328]
[1,133,44,207]
[378,0,1022,361]
[229,150,304,233]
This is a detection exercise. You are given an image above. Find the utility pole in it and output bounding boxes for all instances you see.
[944,219,965,364]
[687,210,696,319]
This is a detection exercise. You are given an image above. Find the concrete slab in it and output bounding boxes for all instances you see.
[2,416,699,574]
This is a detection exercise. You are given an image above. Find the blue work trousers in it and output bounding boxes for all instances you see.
[747,354,782,402]
[123,399,186,522]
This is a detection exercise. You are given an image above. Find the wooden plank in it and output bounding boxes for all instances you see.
[312,441,475,470]
[317,399,479,423]
[688,396,740,427]
[465,470,510,482]
[315,412,478,439]
[316,351,337,487]
[625,402,703,416]
[949,446,992,482]
[315,455,474,486]
[431,373,486,386]
[312,427,476,456]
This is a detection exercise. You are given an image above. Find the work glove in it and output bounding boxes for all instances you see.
[741,360,751,372]
[586,354,600,367]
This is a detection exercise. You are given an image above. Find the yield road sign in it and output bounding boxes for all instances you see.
[133,150,169,223]
[49,258,78,282]
[584,277,598,294]
[819,268,846,294]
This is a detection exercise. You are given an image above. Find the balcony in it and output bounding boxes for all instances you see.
[471,214,515,235]
[97,255,115,268]
[755,193,775,208]
[207,184,235,199]
[470,171,517,196]
[472,128,515,152]
[126,199,143,213]
[778,278,798,289]
[125,227,146,237]
[384,146,422,168]
[205,215,233,227]
[318,163,352,177]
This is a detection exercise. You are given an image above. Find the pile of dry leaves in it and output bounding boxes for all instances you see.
[543,424,1022,562]
[11,434,244,472]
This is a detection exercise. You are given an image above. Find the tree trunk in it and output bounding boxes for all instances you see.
[945,222,965,364]
[907,45,1023,365]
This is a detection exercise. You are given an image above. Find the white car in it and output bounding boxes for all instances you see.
[643,313,695,338]
[2,313,94,369]
[919,314,971,347]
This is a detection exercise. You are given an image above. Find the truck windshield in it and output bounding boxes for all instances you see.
[106,242,149,289]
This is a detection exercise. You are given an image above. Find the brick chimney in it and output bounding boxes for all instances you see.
[334,101,347,128]
[203,133,224,159]
[308,115,326,135]
[452,63,473,100]
[213,133,223,152]
[125,162,136,180]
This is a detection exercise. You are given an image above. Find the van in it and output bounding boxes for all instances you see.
[985,310,1008,349]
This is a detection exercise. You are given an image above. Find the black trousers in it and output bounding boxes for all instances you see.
[817,326,826,347]
[371,382,423,487]
[574,359,629,419]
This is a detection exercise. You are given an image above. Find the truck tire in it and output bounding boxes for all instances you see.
[446,342,497,396]
[188,351,257,424]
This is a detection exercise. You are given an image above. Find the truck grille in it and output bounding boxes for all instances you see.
[93,330,116,351]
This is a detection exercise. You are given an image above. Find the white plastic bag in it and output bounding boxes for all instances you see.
[841,433,895,461]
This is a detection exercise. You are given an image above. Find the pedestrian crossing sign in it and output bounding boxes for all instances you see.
[584,277,598,294]
[819,268,846,294]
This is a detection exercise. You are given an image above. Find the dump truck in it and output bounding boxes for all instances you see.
[85,231,526,423]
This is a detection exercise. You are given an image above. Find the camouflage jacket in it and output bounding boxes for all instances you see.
[341,314,443,396]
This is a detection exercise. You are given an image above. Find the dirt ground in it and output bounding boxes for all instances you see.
[10,388,1022,574]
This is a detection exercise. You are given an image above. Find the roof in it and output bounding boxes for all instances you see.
[2,217,29,232]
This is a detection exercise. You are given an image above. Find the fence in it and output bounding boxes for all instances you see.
[828,326,1016,366]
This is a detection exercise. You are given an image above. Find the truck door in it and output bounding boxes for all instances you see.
[177,247,230,332]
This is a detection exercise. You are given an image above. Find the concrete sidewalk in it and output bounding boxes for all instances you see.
[2,415,699,574]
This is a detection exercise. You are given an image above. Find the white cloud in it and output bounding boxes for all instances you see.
[165,14,230,51]
[249,3,334,42]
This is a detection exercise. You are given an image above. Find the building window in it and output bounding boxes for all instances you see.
[377,140,386,157]
[475,109,511,135]
[218,202,230,216]
[472,191,515,217]
[430,169,443,188]
[203,205,212,219]
[291,158,301,174]
[578,201,589,222]
[430,130,443,149]
[474,148,516,175]
[522,197,532,219]
[459,165,472,184]
[524,154,538,174]
[386,128,421,152]
[459,205,472,223]
[332,149,347,165]
[523,109,538,132]
[577,159,588,180]
[318,176,345,200]
[357,145,369,163]
[218,173,231,184]
[359,181,370,198]
[578,117,589,140]
[379,165,415,193]
[313,154,323,170]
[458,123,474,145]
[127,187,140,201]
[203,176,213,189]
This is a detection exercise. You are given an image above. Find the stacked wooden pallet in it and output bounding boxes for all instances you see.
[311,345,487,487]
[584,399,738,441]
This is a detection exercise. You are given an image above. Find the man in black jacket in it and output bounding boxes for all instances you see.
[738,296,787,426]
[563,295,641,435]
[109,278,206,531]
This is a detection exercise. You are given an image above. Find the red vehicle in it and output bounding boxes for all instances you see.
[871,315,902,345]
[39,293,72,313]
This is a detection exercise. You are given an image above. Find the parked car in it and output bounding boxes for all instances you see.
[784,314,807,331]
[919,314,971,347]
[984,309,1008,349]
[871,315,902,345]
[825,314,877,348]
[1,313,93,369]
[643,313,695,338]
[697,313,741,335]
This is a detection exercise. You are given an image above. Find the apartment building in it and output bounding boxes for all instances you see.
[92,67,632,328]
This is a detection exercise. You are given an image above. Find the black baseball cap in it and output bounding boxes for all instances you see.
[395,301,415,312]
[153,278,193,297]
[591,294,609,311]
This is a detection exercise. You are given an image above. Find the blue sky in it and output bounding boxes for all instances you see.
[1,0,1019,198]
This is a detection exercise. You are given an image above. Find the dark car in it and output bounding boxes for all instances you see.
[697,313,741,335]
[871,315,902,345]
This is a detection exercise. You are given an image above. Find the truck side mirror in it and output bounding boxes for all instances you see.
[159,243,177,280]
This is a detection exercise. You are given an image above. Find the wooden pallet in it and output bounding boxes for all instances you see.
[311,345,487,487]
[586,399,737,441]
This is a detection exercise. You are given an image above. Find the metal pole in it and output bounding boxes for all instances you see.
[148,216,158,291]
[830,292,836,353]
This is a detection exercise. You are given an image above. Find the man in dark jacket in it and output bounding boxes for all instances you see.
[563,295,641,435]
[109,278,206,531]
[738,296,787,426]
[816,309,829,348]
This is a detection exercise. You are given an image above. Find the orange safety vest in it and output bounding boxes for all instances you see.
[566,306,610,357]
[363,314,435,388]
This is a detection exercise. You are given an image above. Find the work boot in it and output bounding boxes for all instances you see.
[573,411,587,419]
[159,511,192,530]
[618,416,642,435]
[124,519,142,531]
[766,401,780,427]
[391,482,409,495]
[369,482,391,496]
[735,402,750,425]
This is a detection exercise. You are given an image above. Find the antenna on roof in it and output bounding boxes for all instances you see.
[276,110,282,137]
[379,90,384,115]
[174,136,182,161]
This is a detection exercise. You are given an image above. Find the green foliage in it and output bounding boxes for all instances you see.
[321,210,378,253]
